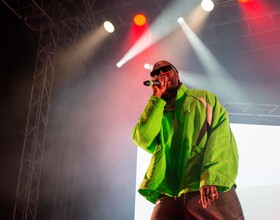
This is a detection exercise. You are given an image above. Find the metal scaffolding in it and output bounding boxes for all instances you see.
[224,102,280,125]
[13,28,57,220]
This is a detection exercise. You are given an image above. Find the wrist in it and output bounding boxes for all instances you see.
[153,91,162,98]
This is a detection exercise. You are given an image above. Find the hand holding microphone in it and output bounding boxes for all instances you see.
[143,76,168,98]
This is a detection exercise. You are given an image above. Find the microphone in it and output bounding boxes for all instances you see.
[143,80,160,86]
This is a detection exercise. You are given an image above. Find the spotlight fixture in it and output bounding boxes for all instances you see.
[144,63,153,71]
[116,62,122,68]
[200,0,214,12]
[103,21,115,33]
[134,14,147,26]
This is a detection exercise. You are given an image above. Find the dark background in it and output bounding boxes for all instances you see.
[0,4,37,219]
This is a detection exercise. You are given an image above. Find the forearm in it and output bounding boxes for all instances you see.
[132,96,166,151]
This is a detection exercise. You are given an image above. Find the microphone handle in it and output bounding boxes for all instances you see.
[143,80,160,86]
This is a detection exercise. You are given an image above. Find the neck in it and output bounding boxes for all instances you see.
[162,85,179,102]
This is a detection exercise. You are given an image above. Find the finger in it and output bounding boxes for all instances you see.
[205,186,210,196]
[202,190,210,208]
[199,187,205,203]
[205,187,215,207]
[210,186,218,200]
[200,186,215,208]
[213,186,218,199]
[207,194,215,204]
[200,197,207,208]
[199,188,206,208]
[205,187,217,207]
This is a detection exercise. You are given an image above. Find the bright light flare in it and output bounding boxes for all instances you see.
[116,1,199,68]
[103,21,115,33]
[177,17,248,102]
[134,14,147,26]
[177,17,184,23]
[116,62,122,68]
[144,63,153,71]
[200,0,214,12]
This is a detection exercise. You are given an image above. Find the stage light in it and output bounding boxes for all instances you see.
[200,0,214,12]
[239,0,251,3]
[177,17,184,23]
[116,62,122,68]
[134,14,147,26]
[103,21,114,33]
[144,63,153,71]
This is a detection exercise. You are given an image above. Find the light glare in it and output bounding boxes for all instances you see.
[200,0,214,12]
[116,1,199,67]
[116,62,122,68]
[134,14,147,26]
[177,17,184,23]
[144,63,153,71]
[103,21,114,33]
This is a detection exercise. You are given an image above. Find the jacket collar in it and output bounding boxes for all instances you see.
[176,83,188,101]
[164,83,188,112]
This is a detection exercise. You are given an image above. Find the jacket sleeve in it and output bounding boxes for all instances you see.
[200,93,239,191]
[131,96,166,153]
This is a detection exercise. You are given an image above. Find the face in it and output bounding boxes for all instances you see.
[151,61,179,90]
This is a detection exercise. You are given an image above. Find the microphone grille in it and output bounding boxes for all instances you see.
[143,80,152,86]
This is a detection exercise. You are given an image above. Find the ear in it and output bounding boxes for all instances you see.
[175,72,179,81]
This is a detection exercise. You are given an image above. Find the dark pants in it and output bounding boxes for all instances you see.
[151,188,244,220]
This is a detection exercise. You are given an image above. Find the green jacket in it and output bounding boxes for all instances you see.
[132,84,239,204]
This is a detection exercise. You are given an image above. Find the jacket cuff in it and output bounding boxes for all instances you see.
[149,95,166,107]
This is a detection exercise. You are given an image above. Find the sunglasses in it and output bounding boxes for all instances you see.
[150,65,173,77]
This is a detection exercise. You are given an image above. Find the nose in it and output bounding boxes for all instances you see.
[158,70,166,77]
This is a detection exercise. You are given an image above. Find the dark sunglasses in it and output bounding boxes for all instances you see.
[150,65,173,77]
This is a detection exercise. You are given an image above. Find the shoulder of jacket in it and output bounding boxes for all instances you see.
[187,88,215,98]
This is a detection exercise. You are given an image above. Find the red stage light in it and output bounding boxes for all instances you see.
[134,14,146,26]
[239,0,251,3]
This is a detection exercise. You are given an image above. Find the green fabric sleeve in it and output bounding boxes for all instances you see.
[200,94,239,190]
[132,96,166,153]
